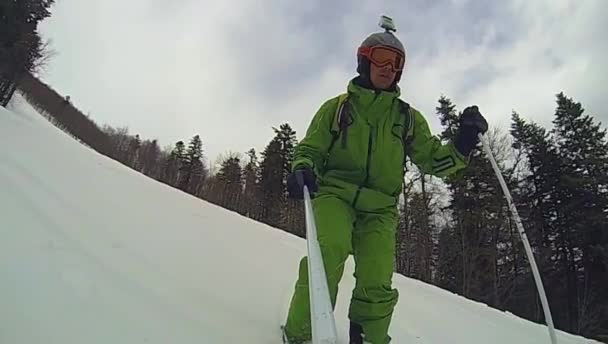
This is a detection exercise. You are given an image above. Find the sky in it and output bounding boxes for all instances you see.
[37,0,607,168]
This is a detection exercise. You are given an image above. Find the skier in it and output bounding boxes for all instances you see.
[283,16,488,344]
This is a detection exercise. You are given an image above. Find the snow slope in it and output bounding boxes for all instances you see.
[0,95,600,344]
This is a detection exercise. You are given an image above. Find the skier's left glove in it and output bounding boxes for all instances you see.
[455,105,488,156]
[286,167,318,200]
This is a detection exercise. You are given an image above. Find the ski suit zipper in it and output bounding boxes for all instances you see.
[351,90,381,209]
[352,129,373,208]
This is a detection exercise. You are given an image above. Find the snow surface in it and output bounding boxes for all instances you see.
[0,94,601,344]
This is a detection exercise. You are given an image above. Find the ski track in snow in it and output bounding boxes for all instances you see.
[0,94,601,344]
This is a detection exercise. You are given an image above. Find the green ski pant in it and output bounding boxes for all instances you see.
[284,193,399,344]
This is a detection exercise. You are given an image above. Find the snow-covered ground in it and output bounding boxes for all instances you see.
[0,94,600,343]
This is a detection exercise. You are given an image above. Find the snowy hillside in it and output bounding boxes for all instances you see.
[0,95,600,344]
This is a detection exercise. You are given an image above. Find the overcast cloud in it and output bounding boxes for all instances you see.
[37,0,607,167]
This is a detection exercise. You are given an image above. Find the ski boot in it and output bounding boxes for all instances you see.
[349,321,372,344]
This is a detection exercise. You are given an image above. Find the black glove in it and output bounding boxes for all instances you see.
[286,167,318,199]
[455,105,488,156]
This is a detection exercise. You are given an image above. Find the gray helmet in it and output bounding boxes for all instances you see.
[359,31,406,57]
[357,16,406,87]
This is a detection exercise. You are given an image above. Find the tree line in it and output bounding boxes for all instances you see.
[100,122,306,237]
[18,73,112,155]
[6,74,607,340]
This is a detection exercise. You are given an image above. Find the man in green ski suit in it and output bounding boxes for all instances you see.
[282,21,488,344]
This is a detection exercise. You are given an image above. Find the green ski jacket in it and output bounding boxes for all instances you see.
[293,79,468,211]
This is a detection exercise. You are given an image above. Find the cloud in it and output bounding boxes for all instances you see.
[37,0,607,165]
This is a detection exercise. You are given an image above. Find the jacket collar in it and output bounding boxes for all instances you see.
[347,77,400,124]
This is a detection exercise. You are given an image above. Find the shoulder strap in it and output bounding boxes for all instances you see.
[399,99,415,145]
[330,93,352,149]
[331,93,349,134]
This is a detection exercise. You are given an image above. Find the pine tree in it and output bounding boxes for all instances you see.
[276,124,298,178]
[509,112,560,322]
[550,92,608,335]
[258,123,298,229]
[508,94,608,337]
[0,0,55,105]
[178,135,206,195]
[275,124,300,232]
[242,148,261,220]
[259,137,283,227]
[215,154,243,212]
[437,95,459,140]
[162,141,185,186]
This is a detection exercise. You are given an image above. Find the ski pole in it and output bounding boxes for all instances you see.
[298,172,338,344]
[478,133,557,344]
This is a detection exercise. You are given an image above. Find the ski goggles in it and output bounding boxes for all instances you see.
[357,45,405,71]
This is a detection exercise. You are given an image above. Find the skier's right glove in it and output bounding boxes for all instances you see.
[286,167,318,199]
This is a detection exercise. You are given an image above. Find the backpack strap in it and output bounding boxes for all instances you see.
[399,99,415,146]
[398,99,416,163]
[330,93,352,149]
